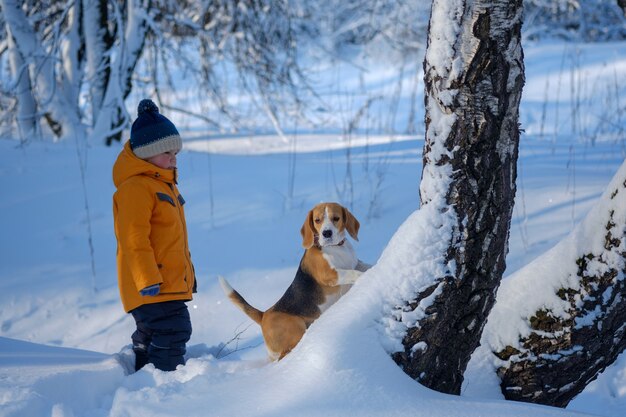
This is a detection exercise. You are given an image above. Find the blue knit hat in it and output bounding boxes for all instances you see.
[130,99,182,159]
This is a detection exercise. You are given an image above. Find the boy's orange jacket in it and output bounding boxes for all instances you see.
[113,141,196,312]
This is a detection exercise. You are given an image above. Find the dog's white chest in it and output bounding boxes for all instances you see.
[321,241,358,270]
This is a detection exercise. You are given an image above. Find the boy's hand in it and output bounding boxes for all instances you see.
[140,284,161,296]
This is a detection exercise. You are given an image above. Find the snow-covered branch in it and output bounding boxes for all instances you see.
[1,0,82,140]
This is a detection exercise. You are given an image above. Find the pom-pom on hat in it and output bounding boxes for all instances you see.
[130,99,182,160]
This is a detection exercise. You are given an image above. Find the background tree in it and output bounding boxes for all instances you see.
[391,0,525,395]
[0,0,150,143]
[1,1,622,145]
[0,0,311,144]
[524,0,626,40]
[0,0,434,145]
[619,0,626,16]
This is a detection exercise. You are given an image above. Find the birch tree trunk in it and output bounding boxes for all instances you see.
[83,0,112,124]
[61,1,85,112]
[5,25,37,141]
[392,0,525,394]
[491,161,626,407]
[91,0,150,145]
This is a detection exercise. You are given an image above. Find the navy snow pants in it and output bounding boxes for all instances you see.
[130,300,192,372]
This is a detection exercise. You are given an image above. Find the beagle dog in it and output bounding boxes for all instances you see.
[219,202,371,360]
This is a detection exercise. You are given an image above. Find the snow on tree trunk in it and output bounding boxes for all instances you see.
[619,0,626,17]
[60,2,85,112]
[83,0,112,124]
[91,0,150,145]
[391,0,524,395]
[5,25,37,141]
[483,161,626,407]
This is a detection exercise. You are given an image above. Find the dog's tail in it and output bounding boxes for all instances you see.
[218,276,264,325]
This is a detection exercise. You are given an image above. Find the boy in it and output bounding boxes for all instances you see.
[112,99,196,372]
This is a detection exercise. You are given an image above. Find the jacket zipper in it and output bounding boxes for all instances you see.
[167,182,192,291]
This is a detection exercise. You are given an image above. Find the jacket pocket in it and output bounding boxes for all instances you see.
[156,192,176,207]
[157,251,189,294]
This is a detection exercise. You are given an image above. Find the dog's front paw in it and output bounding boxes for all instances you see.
[336,269,363,285]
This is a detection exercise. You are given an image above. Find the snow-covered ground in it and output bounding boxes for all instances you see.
[1,41,626,417]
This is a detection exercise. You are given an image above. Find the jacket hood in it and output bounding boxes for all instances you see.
[113,141,177,188]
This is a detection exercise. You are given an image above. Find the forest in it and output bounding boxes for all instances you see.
[2,1,626,416]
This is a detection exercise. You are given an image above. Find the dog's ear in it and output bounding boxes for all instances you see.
[301,209,315,249]
[343,207,360,241]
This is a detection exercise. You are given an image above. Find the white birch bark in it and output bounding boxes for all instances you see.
[61,1,85,111]
[83,0,110,123]
[91,0,150,144]
[6,24,37,140]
